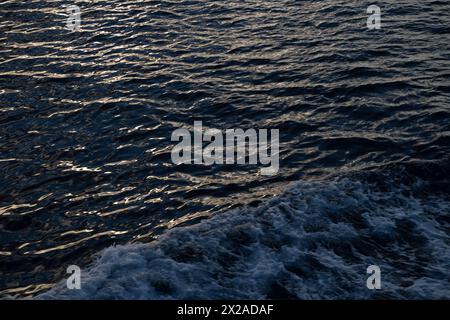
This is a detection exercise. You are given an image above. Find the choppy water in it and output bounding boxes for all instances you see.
[0,0,449,298]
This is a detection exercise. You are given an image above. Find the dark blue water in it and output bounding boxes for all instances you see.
[0,0,449,299]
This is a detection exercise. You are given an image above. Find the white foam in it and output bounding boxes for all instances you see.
[37,177,450,299]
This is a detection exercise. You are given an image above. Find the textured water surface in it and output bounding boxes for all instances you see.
[0,0,449,298]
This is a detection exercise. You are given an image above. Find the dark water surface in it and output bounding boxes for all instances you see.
[0,0,449,298]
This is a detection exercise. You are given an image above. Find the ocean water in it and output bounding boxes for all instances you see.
[0,0,449,299]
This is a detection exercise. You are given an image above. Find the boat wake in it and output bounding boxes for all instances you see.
[37,160,450,299]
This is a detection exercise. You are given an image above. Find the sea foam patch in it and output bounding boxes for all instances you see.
[37,173,450,299]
